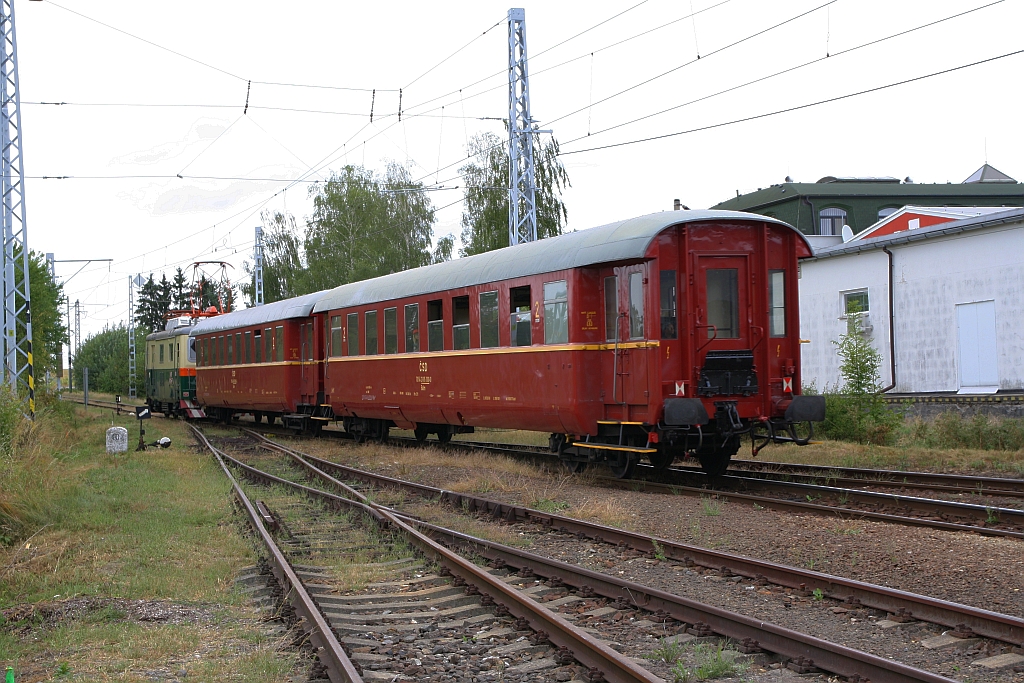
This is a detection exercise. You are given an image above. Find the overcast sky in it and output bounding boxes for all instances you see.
[17,0,1023,346]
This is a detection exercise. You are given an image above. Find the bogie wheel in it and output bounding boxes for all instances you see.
[648,451,675,470]
[561,459,588,474]
[436,429,453,445]
[696,437,740,477]
[253,412,263,424]
[378,424,390,443]
[607,455,637,479]
[414,425,429,442]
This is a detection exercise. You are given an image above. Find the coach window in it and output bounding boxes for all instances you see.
[384,308,398,354]
[365,311,379,355]
[254,330,262,362]
[479,291,499,348]
[346,313,359,355]
[427,299,443,351]
[405,304,420,352]
[264,328,273,362]
[660,270,677,339]
[604,276,618,341]
[628,272,645,339]
[225,335,233,364]
[216,336,223,365]
[330,316,343,357]
[769,270,786,337]
[244,331,252,363]
[275,326,284,362]
[453,296,470,350]
[510,286,531,346]
[543,280,568,345]
[235,333,242,363]
[706,269,740,338]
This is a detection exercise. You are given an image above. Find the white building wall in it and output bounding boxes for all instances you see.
[891,224,1024,392]
[799,251,890,392]
[799,220,1024,394]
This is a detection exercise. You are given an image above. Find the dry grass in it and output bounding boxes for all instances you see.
[762,439,1024,474]
[565,496,638,530]
[400,502,531,548]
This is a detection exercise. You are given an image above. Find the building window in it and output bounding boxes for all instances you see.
[843,290,869,316]
[628,272,644,339]
[427,299,443,351]
[159,344,164,363]
[479,292,499,348]
[769,270,786,337]
[365,311,379,355]
[878,207,898,220]
[660,270,677,339]
[510,285,531,347]
[404,304,420,353]
[244,331,252,364]
[452,296,470,350]
[543,280,568,344]
[275,326,284,362]
[330,316,343,357]
[346,313,359,356]
[383,308,398,354]
[706,269,739,338]
[819,207,847,236]
[604,276,618,341]
[254,330,262,362]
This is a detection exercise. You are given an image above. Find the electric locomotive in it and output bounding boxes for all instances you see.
[144,319,204,419]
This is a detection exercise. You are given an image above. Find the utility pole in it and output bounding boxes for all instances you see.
[49,257,112,394]
[74,299,80,357]
[507,7,538,247]
[1,0,33,416]
[253,225,264,306]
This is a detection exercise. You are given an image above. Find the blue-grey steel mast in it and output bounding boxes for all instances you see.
[507,7,538,246]
[0,0,33,416]
[254,226,265,306]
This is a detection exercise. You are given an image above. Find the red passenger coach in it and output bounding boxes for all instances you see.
[190,292,330,430]
[312,211,824,477]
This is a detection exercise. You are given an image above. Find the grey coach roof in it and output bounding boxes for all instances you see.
[189,290,326,336]
[313,210,805,313]
[808,206,1024,261]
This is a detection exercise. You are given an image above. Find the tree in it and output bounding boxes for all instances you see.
[459,130,571,257]
[72,323,145,394]
[134,274,168,334]
[170,267,190,310]
[304,163,437,290]
[241,210,306,306]
[25,250,67,379]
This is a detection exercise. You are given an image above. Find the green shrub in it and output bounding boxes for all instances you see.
[903,412,1024,451]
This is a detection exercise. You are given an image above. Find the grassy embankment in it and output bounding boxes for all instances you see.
[0,397,300,682]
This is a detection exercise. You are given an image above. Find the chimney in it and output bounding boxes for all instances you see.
[673,198,682,211]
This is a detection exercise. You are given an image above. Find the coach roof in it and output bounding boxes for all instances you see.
[313,210,806,313]
[190,290,326,336]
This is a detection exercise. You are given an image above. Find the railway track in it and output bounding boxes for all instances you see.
[198,427,979,683]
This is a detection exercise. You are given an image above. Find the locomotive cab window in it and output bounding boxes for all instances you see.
[254,330,262,362]
[365,311,379,355]
[510,285,531,347]
[452,296,470,350]
[330,316,342,357]
[346,314,359,356]
[384,308,398,354]
[660,270,677,339]
[604,276,618,341]
[707,269,740,338]
[405,304,419,352]
[769,270,786,337]
[427,299,443,352]
[628,272,644,339]
[479,291,499,348]
[543,280,568,345]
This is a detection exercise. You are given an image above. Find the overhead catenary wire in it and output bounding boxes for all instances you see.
[561,0,1007,146]
[559,48,1024,156]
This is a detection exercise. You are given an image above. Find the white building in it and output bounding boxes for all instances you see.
[799,207,1024,395]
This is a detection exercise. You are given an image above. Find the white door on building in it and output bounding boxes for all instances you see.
[956,300,999,394]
